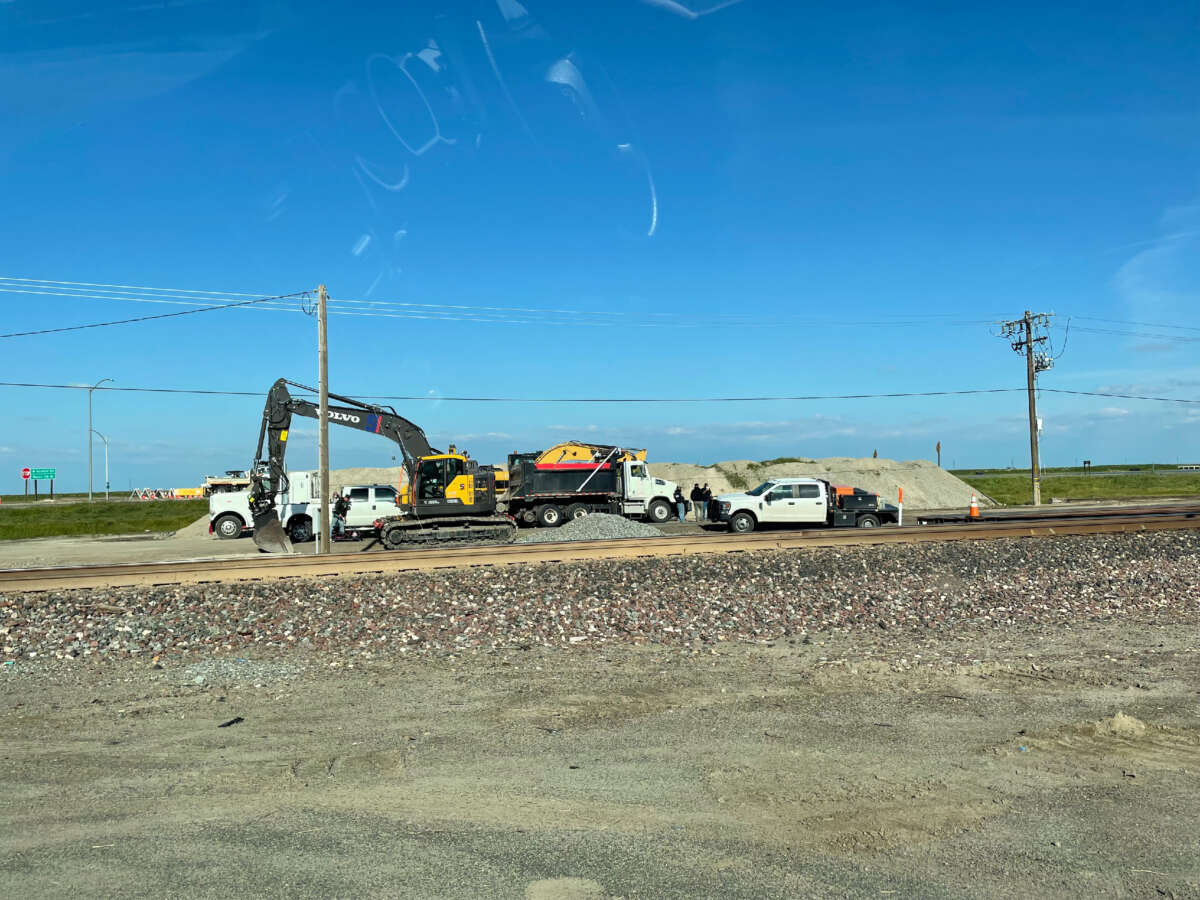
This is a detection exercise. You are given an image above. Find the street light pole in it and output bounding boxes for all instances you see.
[88,378,113,503]
[91,429,110,500]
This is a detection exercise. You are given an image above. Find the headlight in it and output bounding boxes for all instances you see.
[720,501,731,511]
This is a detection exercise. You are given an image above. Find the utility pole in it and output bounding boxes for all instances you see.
[88,378,113,502]
[317,285,330,555]
[999,310,1052,506]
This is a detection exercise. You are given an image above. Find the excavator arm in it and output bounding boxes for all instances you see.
[247,378,438,552]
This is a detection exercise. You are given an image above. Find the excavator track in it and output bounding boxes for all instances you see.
[378,515,516,548]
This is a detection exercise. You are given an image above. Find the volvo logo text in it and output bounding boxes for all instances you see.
[329,411,362,424]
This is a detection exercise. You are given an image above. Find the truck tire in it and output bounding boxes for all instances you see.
[537,504,563,528]
[729,511,756,534]
[214,514,243,539]
[288,517,313,543]
[564,503,589,521]
[856,514,881,528]
[646,499,673,524]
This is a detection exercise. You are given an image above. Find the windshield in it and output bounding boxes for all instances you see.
[746,482,774,497]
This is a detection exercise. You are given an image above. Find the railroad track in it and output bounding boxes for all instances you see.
[3,508,1199,593]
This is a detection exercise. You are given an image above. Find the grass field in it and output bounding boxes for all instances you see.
[961,473,1200,506]
[951,462,1195,476]
[0,499,207,541]
[1,491,92,503]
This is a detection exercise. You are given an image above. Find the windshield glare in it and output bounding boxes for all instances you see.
[746,482,774,497]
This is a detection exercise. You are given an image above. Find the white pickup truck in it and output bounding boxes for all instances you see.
[713,477,899,533]
[208,472,401,542]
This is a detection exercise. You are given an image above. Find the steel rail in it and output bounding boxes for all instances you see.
[3,510,1199,594]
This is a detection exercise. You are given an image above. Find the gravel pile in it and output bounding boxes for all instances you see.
[515,513,662,543]
[3,531,1198,664]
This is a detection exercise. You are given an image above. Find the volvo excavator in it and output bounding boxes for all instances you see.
[247,378,515,553]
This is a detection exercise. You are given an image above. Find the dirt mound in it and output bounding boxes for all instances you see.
[649,456,987,510]
[172,514,213,539]
[1090,712,1147,738]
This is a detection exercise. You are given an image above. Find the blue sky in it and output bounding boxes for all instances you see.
[1,0,1198,491]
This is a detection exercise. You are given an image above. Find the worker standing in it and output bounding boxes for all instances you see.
[331,492,349,540]
[700,483,712,521]
[673,485,687,523]
[690,484,703,522]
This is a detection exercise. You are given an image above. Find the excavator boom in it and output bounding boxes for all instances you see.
[247,378,438,552]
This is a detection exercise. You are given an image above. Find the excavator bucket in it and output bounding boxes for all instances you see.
[252,511,294,554]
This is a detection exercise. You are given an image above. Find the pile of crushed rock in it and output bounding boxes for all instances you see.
[515,513,661,543]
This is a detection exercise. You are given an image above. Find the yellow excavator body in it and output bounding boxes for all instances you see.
[534,442,647,465]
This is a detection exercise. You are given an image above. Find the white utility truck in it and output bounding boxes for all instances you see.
[208,471,399,542]
[713,477,899,533]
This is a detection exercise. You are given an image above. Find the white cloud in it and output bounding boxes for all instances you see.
[1115,202,1200,322]
[1098,407,1129,417]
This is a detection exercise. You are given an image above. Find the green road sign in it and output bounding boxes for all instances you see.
[30,467,56,480]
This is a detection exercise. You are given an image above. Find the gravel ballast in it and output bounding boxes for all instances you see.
[3,531,1198,664]
[514,512,662,543]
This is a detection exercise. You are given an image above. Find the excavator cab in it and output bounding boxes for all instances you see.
[406,453,496,515]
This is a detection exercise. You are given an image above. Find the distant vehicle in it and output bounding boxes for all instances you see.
[204,469,252,495]
[712,477,899,533]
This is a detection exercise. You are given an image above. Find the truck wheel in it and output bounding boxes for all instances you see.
[646,499,672,524]
[856,514,881,528]
[288,517,313,543]
[214,514,243,539]
[564,503,589,521]
[729,511,756,534]
[537,504,563,528]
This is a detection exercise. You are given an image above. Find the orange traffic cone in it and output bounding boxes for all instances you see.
[968,493,980,518]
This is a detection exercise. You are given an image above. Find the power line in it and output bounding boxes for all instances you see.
[0,380,1196,403]
[0,276,1001,330]
[1074,315,1200,333]
[1072,326,1200,344]
[0,291,312,338]
[0,275,268,297]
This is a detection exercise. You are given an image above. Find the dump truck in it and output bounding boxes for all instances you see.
[502,441,681,527]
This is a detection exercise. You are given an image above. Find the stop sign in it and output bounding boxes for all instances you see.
[21,467,30,480]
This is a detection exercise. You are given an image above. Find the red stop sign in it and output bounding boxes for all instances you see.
[21,467,30,480]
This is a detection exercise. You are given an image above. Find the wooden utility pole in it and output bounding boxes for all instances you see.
[317,284,331,555]
[1000,310,1052,506]
[1023,312,1041,506]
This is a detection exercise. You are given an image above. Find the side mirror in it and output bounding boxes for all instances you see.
[764,495,772,503]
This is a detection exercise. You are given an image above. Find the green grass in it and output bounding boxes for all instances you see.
[0,499,207,541]
[713,465,750,491]
[950,462,1188,476]
[756,457,814,466]
[1,491,92,503]
[961,474,1200,506]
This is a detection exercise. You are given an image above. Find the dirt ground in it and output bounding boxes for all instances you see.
[3,620,1198,898]
[0,519,718,570]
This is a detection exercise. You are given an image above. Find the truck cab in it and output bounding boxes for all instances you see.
[714,477,898,533]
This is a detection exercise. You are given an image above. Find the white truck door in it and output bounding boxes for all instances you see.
[795,482,828,522]
[344,486,372,527]
[371,486,397,516]
[759,483,795,522]
[623,462,651,501]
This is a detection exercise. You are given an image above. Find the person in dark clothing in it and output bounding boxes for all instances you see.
[689,483,704,522]
[699,483,712,520]
[673,486,687,522]
[332,492,350,539]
